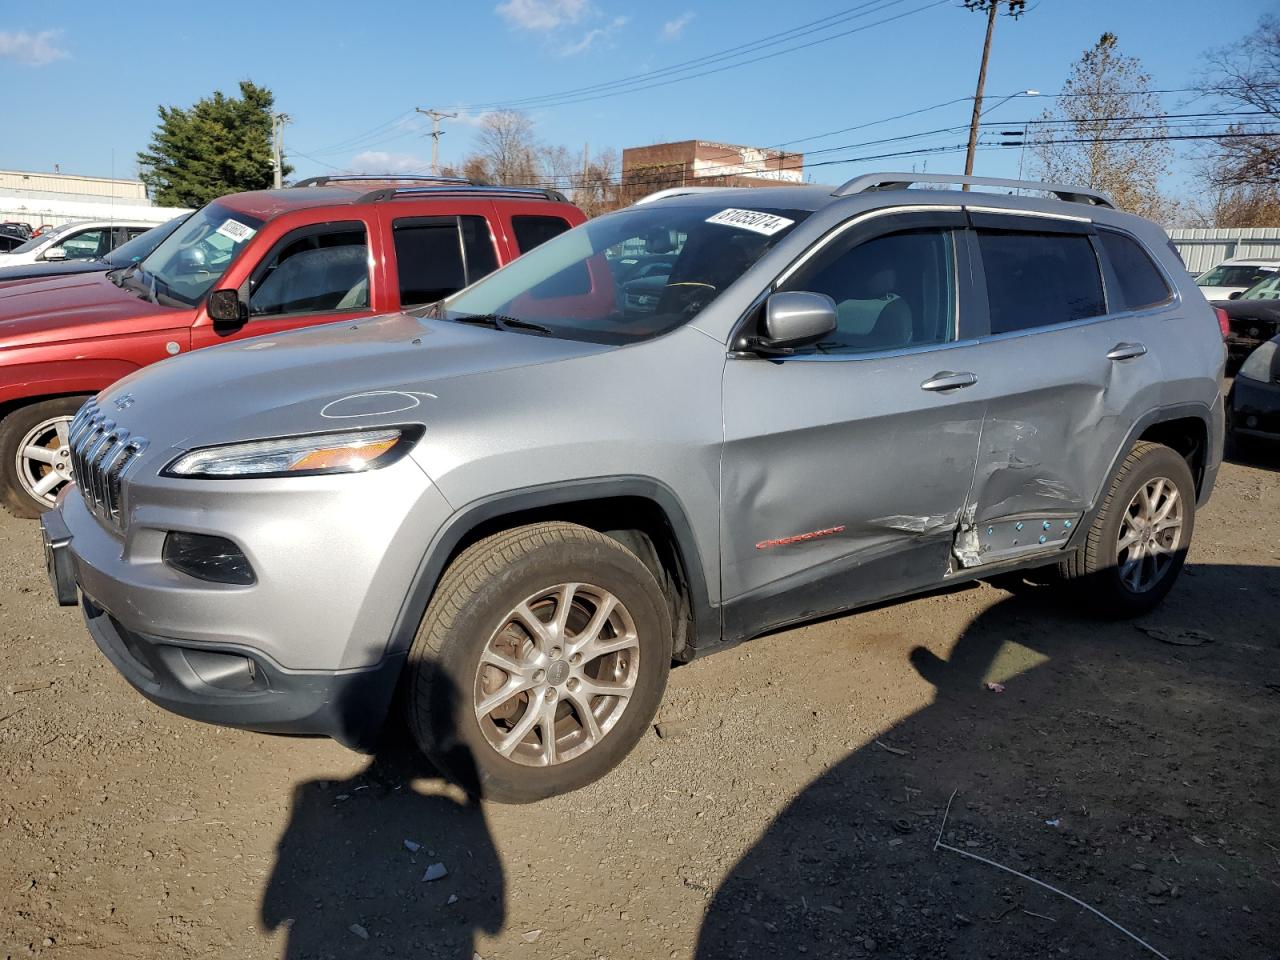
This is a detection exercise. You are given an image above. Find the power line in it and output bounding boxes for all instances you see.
[460,0,951,112]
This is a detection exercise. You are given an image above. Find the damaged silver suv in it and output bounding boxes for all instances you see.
[42,173,1224,802]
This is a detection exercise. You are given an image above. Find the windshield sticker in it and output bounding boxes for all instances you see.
[705,208,795,236]
[215,218,257,244]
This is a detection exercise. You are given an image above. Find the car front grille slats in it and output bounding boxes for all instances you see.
[67,401,148,531]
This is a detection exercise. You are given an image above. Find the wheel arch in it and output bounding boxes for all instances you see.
[386,477,720,664]
[1069,401,1217,553]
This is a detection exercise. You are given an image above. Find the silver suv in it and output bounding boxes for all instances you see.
[41,173,1225,802]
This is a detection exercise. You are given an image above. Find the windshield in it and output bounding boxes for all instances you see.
[131,203,263,306]
[104,216,188,267]
[437,204,808,344]
[1197,263,1278,288]
[7,222,77,256]
[1239,274,1280,301]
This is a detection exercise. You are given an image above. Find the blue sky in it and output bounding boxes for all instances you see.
[0,0,1272,199]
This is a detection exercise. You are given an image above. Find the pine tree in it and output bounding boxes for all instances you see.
[137,81,289,207]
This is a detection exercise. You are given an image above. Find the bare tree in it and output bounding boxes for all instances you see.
[1202,13,1280,189]
[474,110,541,185]
[1031,33,1175,221]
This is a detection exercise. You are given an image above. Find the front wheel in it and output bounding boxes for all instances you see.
[404,522,672,803]
[0,396,90,519]
[1058,441,1196,617]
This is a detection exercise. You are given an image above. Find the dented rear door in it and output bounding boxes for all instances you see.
[954,213,1164,567]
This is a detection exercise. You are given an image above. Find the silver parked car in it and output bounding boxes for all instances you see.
[42,173,1225,802]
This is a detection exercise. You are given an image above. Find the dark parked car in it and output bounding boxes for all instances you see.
[0,215,188,286]
[1229,333,1280,455]
[1214,273,1280,370]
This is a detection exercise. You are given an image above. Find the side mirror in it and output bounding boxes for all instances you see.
[749,291,838,354]
[207,288,247,325]
[41,246,66,261]
[1229,290,1244,300]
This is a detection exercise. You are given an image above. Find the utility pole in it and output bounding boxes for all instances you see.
[962,0,1026,186]
[416,108,457,175]
[963,2,999,184]
[271,112,291,189]
[581,142,590,204]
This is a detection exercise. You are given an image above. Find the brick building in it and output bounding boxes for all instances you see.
[620,140,804,202]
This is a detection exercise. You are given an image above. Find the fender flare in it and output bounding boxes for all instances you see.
[1067,399,1220,552]
[384,475,721,661]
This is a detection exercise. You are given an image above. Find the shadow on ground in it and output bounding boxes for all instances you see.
[261,722,503,958]
[695,563,1280,960]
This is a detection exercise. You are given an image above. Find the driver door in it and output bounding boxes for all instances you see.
[719,210,987,640]
[191,220,380,349]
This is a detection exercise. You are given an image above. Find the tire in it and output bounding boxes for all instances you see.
[1057,441,1196,618]
[0,396,89,519]
[404,521,672,803]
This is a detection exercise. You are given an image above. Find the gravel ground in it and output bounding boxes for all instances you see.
[2,455,1278,960]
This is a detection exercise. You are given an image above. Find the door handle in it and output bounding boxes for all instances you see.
[920,371,978,392]
[1106,342,1147,361]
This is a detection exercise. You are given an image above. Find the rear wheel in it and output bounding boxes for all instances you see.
[0,397,89,519]
[1058,441,1196,617]
[404,522,671,803]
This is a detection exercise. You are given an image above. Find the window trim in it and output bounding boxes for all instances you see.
[1094,226,1179,316]
[967,221,1111,340]
[243,219,371,319]
[731,207,974,360]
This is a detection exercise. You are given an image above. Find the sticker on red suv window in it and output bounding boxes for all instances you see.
[705,208,795,236]
[215,219,257,243]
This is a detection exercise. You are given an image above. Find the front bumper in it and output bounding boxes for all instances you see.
[43,454,453,745]
[80,594,403,749]
[1230,374,1280,440]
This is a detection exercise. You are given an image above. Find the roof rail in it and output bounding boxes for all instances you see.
[635,186,735,205]
[357,184,570,204]
[292,174,473,189]
[832,172,1114,208]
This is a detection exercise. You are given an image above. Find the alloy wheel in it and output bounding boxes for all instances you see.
[1116,476,1184,593]
[15,415,75,508]
[473,582,640,767]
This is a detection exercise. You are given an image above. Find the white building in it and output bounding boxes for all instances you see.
[0,168,190,228]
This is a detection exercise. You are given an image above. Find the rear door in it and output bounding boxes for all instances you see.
[719,209,988,638]
[954,210,1165,567]
[385,210,502,309]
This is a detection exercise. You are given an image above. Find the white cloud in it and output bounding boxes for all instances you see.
[496,0,592,31]
[559,15,627,56]
[0,29,69,66]
[348,151,432,174]
[660,12,693,41]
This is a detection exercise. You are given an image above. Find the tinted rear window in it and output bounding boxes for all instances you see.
[978,231,1106,334]
[394,216,500,306]
[1098,231,1172,311]
[512,215,571,253]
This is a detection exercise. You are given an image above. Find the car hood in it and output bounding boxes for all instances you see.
[0,272,183,347]
[0,259,108,286]
[1213,297,1280,320]
[97,312,613,451]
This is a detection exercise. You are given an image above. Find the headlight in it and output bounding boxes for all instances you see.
[1238,340,1279,383]
[164,428,418,478]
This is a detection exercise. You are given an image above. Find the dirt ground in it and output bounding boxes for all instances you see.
[2,454,1278,960]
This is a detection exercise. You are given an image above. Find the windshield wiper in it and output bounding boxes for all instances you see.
[452,313,553,335]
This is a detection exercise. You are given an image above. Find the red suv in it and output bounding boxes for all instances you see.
[0,176,585,517]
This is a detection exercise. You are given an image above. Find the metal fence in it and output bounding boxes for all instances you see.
[1167,227,1280,273]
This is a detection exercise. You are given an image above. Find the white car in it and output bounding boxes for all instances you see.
[0,220,156,267]
[1195,257,1280,301]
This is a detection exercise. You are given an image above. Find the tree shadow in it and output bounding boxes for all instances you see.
[695,562,1280,960]
[261,672,503,959]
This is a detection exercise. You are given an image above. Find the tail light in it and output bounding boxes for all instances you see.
[1214,307,1230,339]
